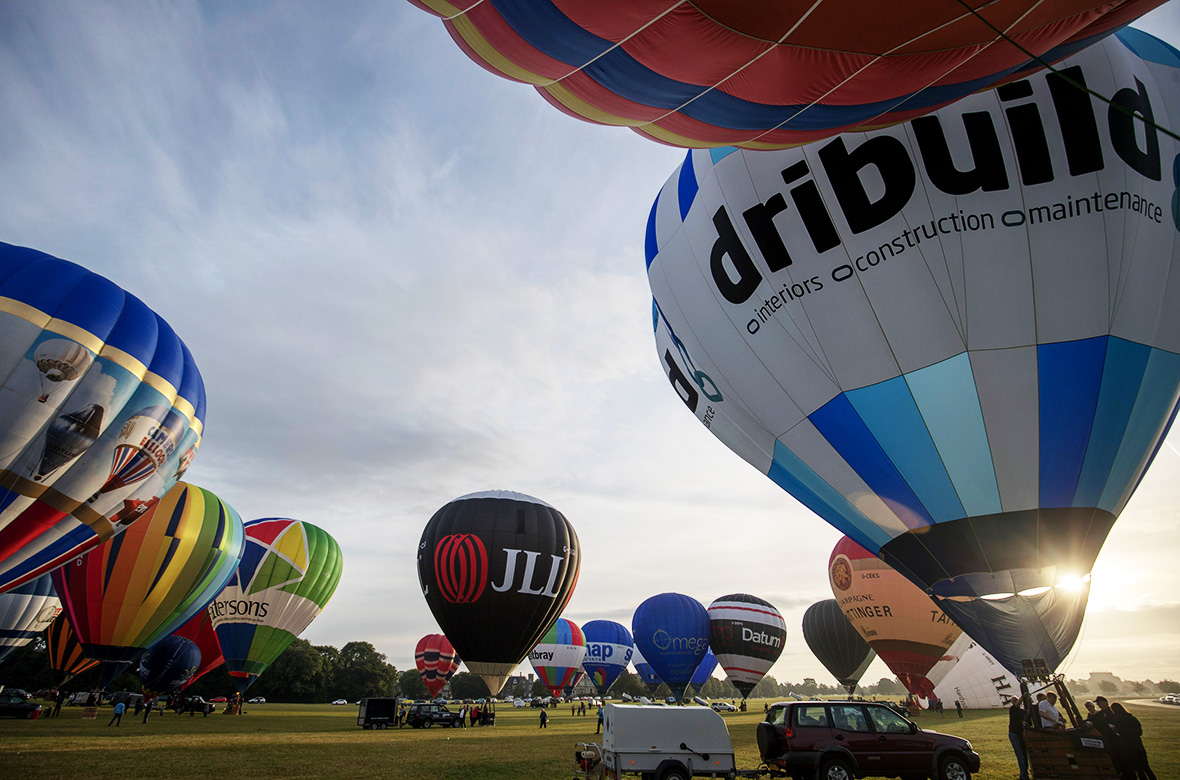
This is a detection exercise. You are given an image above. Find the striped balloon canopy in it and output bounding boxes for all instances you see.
[580,620,634,697]
[210,518,343,692]
[707,593,785,699]
[0,243,206,595]
[416,633,461,698]
[46,613,99,684]
[409,0,1164,149]
[51,482,244,674]
[529,617,586,698]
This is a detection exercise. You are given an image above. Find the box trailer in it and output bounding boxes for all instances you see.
[357,697,399,729]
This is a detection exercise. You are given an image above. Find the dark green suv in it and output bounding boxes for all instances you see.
[405,702,463,728]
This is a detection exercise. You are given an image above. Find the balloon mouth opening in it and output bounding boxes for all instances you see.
[973,572,1092,600]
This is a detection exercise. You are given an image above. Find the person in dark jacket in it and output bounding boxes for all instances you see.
[1007,697,1030,780]
[1109,703,1156,780]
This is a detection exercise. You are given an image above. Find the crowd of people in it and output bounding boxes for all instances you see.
[1007,692,1157,780]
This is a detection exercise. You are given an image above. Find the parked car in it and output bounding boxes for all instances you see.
[248,697,265,704]
[711,701,738,712]
[210,696,227,703]
[0,692,41,719]
[404,702,464,728]
[757,699,980,780]
[331,699,348,705]
[3,688,31,700]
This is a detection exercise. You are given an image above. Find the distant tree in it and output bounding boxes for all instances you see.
[1131,681,1147,695]
[799,678,820,696]
[450,672,490,700]
[1099,680,1118,695]
[1072,679,1091,693]
[332,641,398,700]
[251,639,329,702]
[871,677,905,696]
[749,675,782,700]
[1158,680,1180,694]
[398,669,428,700]
[608,670,647,699]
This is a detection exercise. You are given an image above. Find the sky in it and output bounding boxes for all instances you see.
[1,1,1179,689]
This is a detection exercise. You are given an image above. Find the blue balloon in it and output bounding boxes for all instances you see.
[581,620,634,697]
[632,593,709,700]
[630,646,662,695]
[138,635,201,696]
[690,648,718,689]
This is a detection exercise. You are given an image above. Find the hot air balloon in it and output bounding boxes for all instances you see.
[830,537,962,701]
[0,573,60,663]
[689,647,718,694]
[0,243,206,595]
[172,609,225,689]
[410,0,1164,150]
[632,593,710,701]
[933,638,1020,709]
[211,518,343,692]
[46,614,99,683]
[52,482,244,685]
[801,598,876,695]
[139,635,201,696]
[707,593,786,699]
[416,633,461,698]
[530,617,586,697]
[581,619,634,697]
[630,646,662,695]
[417,490,580,696]
[646,29,1180,676]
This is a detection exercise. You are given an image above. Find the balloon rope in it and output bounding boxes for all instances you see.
[951,0,1180,144]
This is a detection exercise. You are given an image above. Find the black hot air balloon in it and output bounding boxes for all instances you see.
[802,599,876,696]
[417,490,580,696]
[708,593,786,700]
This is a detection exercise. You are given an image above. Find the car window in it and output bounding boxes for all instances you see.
[768,706,789,726]
[794,705,831,728]
[867,706,911,734]
[831,705,871,733]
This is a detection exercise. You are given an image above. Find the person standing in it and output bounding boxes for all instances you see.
[539,708,548,729]
[458,705,467,728]
[1007,697,1030,780]
[955,700,963,718]
[1109,703,1157,780]
[52,689,65,717]
[1038,691,1065,729]
[141,696,155,724]
[471,705,479,727]
[108,700,126,727]
[596,705,603,734]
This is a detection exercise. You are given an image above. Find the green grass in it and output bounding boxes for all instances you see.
[1,699,1176,779]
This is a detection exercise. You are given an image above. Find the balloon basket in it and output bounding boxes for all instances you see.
[1016,673,1119,780]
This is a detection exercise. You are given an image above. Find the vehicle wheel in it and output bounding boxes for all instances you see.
[818,758,853,780]
[656,764,689,780]
[423,718,433,728]
[938,755,971,780]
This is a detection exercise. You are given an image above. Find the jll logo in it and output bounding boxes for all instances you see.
[435,534,489,604]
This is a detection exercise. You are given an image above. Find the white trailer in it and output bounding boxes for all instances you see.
[575,704,739,780]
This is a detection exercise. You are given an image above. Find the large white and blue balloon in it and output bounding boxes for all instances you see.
[647,29,1180,676]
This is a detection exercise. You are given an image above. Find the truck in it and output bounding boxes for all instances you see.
[357,697,400,729]
[575,704,742,780]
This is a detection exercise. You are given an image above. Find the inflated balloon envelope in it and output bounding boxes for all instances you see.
[409,0,1166,149]
[647,29,1180,676]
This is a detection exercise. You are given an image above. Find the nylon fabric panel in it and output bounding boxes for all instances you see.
[632,592,710,700]
[0,573,59,662]
[45,613,98,681]
[1073,338,1151,507]
[172,609,225,688]
[707,593,785,696]
[905,353,1002,517]
[846,376,965,523]
[1100,347,1180,513]
[932,638,1020,709]
[771,429,900,548]
[580,620,633,696]
[969,348,1040,513]
[811,395,936,530]
[1039,338,1106,507]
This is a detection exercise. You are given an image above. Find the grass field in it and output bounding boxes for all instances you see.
[1,698,1176,779]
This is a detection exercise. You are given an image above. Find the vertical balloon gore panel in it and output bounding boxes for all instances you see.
[0,243,207,595]
[647,31,1180,677]
[417,491,580,696]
